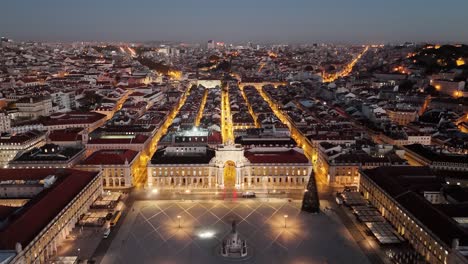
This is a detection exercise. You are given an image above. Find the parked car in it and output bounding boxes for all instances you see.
[241,191,256,198]
[103,228,111,238]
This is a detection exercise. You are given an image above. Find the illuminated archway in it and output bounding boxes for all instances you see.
[223,160,236,188]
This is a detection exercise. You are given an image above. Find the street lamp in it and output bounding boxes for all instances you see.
[177,215,181,228]
[283,215,288,228]
[77,248,80,260]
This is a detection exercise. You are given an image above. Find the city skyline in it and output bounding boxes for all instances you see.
[1,2,468,263]
[1,0,468,43]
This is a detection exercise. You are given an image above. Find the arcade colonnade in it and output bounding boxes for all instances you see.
[147,146,312,189]
[147,163,312,188]
[10,173,103,264]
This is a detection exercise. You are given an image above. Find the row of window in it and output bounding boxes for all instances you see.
[103,178,126,187]
[152,177,306,184]
[362,181,449,264]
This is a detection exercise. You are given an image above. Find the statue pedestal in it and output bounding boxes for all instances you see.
[218,220,250,259]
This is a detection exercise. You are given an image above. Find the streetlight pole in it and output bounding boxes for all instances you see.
[77,248,80,261]
[284,215,288,228]
[177,215,181,228]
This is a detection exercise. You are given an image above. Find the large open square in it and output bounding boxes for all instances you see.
[101,199,370,264]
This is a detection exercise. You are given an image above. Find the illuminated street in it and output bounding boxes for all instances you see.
[100,200,369,264]
[194,88,208,126]
[238,85,261,127]
[132,84,193,187]
[254,85,315,162]
[221,84,234,143]
[322,46,369,83]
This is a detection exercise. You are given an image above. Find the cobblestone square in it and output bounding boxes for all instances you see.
[101,199,369,264]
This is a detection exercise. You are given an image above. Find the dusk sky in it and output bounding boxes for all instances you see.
[1,0,468,43]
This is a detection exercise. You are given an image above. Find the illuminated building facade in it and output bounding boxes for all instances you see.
[317,142,407,186]
[386,108,419,125]
[0,130,46,168]
[77,149,140,189]
[147,144,312,189]
[359,167,468,264]
[403,144,468,172]
[0,169,102,264]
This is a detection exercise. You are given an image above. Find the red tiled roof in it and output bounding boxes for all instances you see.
[0,169,99,250]
[48,128,83,142]
[42,111,106,126]
[0,130,44,144]
[208,131,222,143]
[80,149,139,165]
[0,206,17,221]
[129,92,146,97]
[244,149,309,164]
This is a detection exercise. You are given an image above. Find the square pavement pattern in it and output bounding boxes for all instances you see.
[101,200,369,264]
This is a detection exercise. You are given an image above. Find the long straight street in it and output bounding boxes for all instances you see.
[133,83,193,187]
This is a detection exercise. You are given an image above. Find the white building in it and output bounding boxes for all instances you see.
[0,111,11,133]
[50,91,76,112]
[76,149,140,189]
[0,130,46,168]
[15,96,53,120]
[147,144,312,189]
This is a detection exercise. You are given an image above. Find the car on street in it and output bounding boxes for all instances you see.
[241,191,256,198]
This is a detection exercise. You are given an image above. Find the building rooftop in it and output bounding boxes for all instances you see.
[150,147,216,164]
[47,128,83,142]
[404,144,468,164]
[97,125,156,134]
[235,135,296,147]
[244,148,309,164]
[41,111,106,126]
[0,169,100,250]
[333,152,406,165]
[0,130,45,145]
[11,144,83,163]
[87,134,149,144]
[361,166,468,248]
[80,149,139,165]
[16,96,51,104]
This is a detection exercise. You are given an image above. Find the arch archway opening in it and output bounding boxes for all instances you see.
[223,160,236,189]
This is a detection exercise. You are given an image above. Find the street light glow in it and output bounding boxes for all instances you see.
[177,215,182,228]
[198,230,215,239]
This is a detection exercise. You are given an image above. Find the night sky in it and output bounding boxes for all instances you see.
[1,0,467,43]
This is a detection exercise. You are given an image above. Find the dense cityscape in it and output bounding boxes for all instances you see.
[1,9,468,264]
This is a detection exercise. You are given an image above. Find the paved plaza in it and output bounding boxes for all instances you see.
[101,199,370,264]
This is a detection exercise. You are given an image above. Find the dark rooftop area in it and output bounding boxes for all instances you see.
[12,144,83,162]
[150,147,216,164]
[361,166,468,247]
[404,144,468,164]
